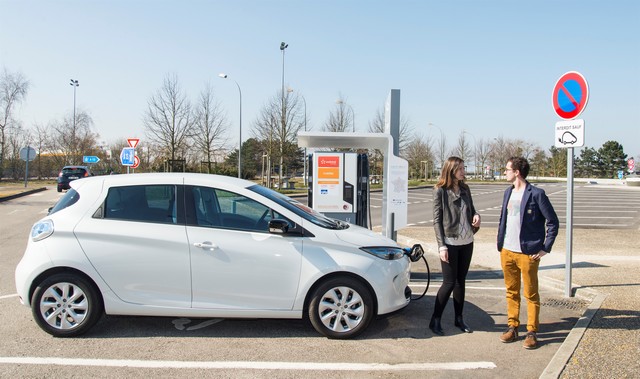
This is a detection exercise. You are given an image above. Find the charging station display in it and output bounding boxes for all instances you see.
[312,152,356,213]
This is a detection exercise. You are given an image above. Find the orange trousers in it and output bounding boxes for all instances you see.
[500,248,540,332]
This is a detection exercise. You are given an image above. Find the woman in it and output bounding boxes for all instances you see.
[430,156,481,336]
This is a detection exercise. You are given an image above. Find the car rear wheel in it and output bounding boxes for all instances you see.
[31,273,103,337]
[308,276,374,339]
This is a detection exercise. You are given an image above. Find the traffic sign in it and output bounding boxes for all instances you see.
[552,71,589,120]
[120,147,135,166]
[83,156,101,164]
[127,138,140,148]
[19,146,37,162]
[555,119,585,148]
[132,155,140,169]
[629,158,636,173]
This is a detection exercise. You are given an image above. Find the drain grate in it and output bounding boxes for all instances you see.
[541,297,589,311]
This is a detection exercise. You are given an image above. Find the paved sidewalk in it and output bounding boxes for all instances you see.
[398,225,640,378]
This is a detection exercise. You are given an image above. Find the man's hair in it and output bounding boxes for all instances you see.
[508,156,530,179]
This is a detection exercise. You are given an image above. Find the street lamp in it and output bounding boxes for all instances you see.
[336,99,355,132]
[277,41,288,189]
[218,73,242,179]
[69,79,79,133]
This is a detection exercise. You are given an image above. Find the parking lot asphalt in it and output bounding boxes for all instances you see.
[2,185,638,378]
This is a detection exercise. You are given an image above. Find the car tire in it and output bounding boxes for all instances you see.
[31,273,103,337]
[308,276,374,339]
[57,187,62,193]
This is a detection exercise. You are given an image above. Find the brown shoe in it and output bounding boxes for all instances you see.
[500,327,518,343]
[523,332,538,349]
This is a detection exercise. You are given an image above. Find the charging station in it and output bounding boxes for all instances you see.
[308,152,369,227]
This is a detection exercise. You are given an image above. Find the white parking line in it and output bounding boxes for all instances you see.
[0,357,496,371]
[0,294,18,300]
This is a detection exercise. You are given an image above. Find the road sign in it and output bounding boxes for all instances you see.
[555,119,585,148]
[19,146,37,162]
[120,147,135,166]
[82,156,101,164]
[127,138,140,148]
[629,158,636,173]
[132,155,140,169]
[552,71,589,120]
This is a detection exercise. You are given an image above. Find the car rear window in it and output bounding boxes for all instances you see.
[62,167,87,176]
[49,189,80,215]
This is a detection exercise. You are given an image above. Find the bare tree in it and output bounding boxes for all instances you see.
[452,131,474,171]
[193,83,229,174]
[404,133,435,179]
[324,95,353,132]
[143,74,194,172]
[252,90,304,187]
[49,110,99,166]
[0,68,29,180]
[367,107,413,152]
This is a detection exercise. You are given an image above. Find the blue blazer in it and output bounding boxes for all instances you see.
[497,182,559,255]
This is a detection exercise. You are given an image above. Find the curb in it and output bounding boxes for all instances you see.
[0,187,47,203]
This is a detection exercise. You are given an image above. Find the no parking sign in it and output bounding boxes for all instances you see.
[552,71,589,120]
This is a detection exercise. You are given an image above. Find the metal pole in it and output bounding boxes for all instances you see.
[302,95,307,187]
[565,147,574,297]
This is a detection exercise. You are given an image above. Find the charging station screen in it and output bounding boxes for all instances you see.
[313,153,355,213]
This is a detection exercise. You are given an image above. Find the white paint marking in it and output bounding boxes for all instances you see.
[0,357,496,371]
[0,294,18,300]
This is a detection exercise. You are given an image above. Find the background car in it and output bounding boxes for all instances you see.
[16,173,414,339]
[56,165,92,192]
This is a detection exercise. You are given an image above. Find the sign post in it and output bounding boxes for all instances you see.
[19,146,37,188]
[552,71,589,298]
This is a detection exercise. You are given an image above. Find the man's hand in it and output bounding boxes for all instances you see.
[531,251,548,261]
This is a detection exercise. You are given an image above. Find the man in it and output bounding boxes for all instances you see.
[497,157,559,349]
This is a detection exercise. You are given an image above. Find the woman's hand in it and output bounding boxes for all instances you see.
[439,248,449,263]
[472,214,481,228]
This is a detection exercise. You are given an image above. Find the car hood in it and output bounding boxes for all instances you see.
[334,224,399,247]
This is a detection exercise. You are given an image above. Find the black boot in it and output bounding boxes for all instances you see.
[429,317,444,336]
[454,315,472,333]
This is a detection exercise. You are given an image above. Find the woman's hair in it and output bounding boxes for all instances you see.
[436,156,468,190]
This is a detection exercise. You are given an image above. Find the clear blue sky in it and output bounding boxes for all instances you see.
[2,0,639,161]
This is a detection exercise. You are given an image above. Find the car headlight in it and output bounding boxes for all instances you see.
[31,219,54,242]
[360,246,405,260]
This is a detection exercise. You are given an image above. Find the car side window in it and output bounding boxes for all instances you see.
[104,185,177,224]
[188,186,286,232]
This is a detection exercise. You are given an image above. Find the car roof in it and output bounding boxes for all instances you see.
[71,172,257,191]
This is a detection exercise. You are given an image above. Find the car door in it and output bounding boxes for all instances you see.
[74,183,191,308]
[185,184,303,310]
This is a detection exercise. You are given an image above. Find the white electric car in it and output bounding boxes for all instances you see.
[16,173,416,339]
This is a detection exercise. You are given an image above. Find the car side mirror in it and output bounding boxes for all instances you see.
[268,219,289,234]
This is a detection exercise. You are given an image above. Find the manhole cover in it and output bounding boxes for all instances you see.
[541,297,589,311]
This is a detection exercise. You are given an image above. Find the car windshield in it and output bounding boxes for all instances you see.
[248,185,347,229]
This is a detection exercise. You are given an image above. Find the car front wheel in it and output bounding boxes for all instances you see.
[31,273,103,337]
[308,276,374,339]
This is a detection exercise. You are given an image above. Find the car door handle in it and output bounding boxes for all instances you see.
[193,241,218,251]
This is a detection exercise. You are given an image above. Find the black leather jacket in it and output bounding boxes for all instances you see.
[433,186,478,249]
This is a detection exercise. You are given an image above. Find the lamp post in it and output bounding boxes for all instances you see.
[336,99,355,132]
[70,79,79,141]
[276,41,288,188]
[218,73,242,178]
